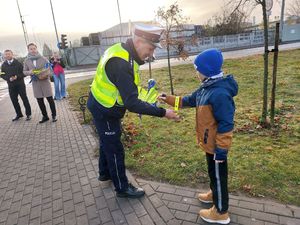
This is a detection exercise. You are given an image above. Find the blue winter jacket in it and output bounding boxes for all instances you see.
[165,75,238,154]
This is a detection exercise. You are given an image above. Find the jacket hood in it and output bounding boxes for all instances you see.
[202,75,238,97]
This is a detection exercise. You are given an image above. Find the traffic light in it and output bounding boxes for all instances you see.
[61,34,68,49]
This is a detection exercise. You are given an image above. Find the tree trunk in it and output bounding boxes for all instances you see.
[148,59,152,79]
[261,0,269,126]
[270,23,280,126]
[167,43,174,95]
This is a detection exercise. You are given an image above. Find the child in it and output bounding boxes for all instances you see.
[159,48,238,224]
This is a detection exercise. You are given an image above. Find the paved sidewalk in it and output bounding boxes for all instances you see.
[0,84,299,225]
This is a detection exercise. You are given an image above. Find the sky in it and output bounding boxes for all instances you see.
[0,0,289,55]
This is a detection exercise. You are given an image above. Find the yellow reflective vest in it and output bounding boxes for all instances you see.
[91,43,141,108]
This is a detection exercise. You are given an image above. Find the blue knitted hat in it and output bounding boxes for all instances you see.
[194,48,223,77]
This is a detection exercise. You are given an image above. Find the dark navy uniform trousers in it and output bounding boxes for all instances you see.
[87,94,128,192]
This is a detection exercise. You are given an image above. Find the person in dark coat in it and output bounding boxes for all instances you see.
[0,49,31,121]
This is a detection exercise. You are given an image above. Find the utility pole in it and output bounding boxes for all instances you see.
[116,0,123,42]
[279,0,286,42]
[16,0,29,46]
[49,0,60,47]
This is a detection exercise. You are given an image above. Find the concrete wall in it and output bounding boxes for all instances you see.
[282,24,300,42]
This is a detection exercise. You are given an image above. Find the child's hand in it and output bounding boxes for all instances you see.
[158,93,167,101]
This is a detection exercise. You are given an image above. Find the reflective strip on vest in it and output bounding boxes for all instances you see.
[91,43,141,108]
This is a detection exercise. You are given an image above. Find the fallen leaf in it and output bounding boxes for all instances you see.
[265,146,273,151]
[180,162,187,168]
[284,113,293,119]
[256,125,262,129]
[243,184,252,192]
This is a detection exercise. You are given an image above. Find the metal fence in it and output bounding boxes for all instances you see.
[68,24,299,67]
[68,46,104,66]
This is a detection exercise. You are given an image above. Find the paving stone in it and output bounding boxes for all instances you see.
[265,204,293,217]
[30,205,41,220]
[41,207,52,223]
[181,197,200,206]
[129,200,147,218]
[76,214,89,225]
[95,196,108,210]
[64,212,77,225]
[174,189,195,198]
[141,184,155,196]
[139,214,155,225]
[149,194,165,208]
[139,197,166,225]
[84,193,96,207]
[107,198,120,211]
[74,202,87,217]
[63,200,75,214]
[0,210,9,223]
[103,188,115,199]
[111,209,127,224]
[168,201,190,212]
[279,216,300,225]
[17,215,30,225]
[188,205,200,214]
[157,205,175,222]
[237,215,265,225]
[5,212,18,225]
[99,208,112,224]
[251,210,279,223]
[125,212,142,225]
[157,186,176,194]
[181,221,198,225]
[52,215,64,225]
[19,203,31,217]
[230,206,251,217]
[117,198,134,215]
[89,217,102,225]
[162,193,182,203]
[174,210,198,223]
[239,200,264,211]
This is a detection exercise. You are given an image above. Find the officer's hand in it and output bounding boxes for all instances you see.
[165,109,180,121]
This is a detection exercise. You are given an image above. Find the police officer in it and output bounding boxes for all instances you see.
[87,24,179,198]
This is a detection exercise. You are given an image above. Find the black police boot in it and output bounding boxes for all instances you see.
[98,174,111,181]
[52,116,57,122]
[12,115,23,121]
[39,116,49,123]
[116,183,145,198]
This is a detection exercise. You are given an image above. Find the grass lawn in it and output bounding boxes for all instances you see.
[68,49,300,205]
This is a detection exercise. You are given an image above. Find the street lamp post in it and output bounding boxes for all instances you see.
[116,0,123,42]
[49,0,60,47]
[16,0,29,46]
[279,0,286,41]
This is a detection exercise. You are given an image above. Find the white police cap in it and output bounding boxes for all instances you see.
[134,24,164,49]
